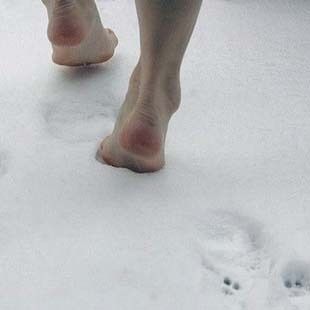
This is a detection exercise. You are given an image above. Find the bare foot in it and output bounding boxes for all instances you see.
[98,64,181,173]
[43,0,118,66]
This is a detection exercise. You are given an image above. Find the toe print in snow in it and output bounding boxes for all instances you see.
[222,276,241,295]
[282,260,310,298]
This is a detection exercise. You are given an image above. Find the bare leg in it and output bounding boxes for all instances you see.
[99,0,202,172]
[42,0,118,66]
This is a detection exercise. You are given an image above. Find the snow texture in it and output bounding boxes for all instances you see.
[1,0,310,309]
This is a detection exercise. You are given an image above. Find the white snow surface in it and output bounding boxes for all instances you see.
[1,0,310,309]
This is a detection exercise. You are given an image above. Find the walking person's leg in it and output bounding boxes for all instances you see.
[42,0,118,66]
[99,0,202,172]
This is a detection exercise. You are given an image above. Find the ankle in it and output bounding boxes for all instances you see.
[138,70,181,115]
[47,0,92,46]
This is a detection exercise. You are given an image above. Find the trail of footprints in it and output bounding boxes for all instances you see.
[198,211,310,304]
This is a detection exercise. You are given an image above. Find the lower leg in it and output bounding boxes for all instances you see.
[42,0,118,66]
[99,0,202,172]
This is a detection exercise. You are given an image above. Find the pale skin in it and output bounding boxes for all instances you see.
[42,0,202,172]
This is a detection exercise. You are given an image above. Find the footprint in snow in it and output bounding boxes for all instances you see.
[198,210,270,298]
[43,98,117,143]
[41,66,120,143]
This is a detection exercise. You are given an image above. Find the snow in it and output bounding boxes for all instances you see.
[1,0,310,309]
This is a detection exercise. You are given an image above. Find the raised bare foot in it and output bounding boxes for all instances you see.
[43,0,118,66]
[98,64,181,173]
